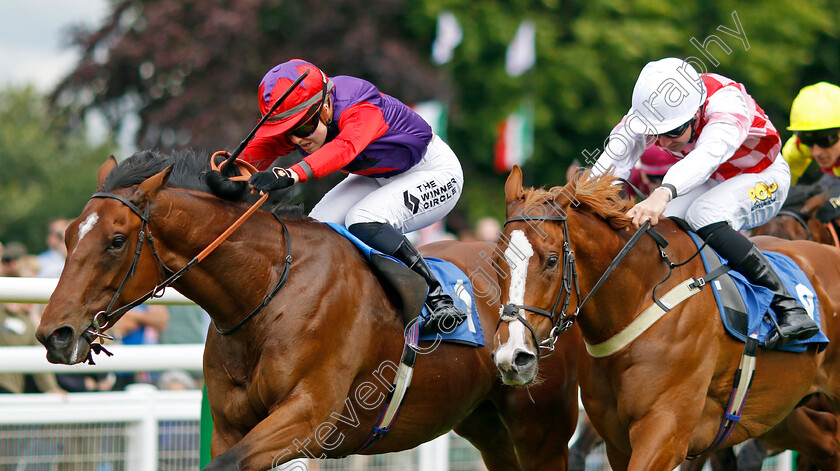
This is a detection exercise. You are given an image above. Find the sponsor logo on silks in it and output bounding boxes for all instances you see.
[404,191,421,214]
[747,182,778,209]
[828,196,840,210]
[412,178,459,212]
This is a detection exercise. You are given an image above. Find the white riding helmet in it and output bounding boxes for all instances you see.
[630,58,707,135]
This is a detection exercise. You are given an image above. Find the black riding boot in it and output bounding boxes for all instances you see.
[349,222,467,334]
[697,222,819,349]
[739,246,819,348]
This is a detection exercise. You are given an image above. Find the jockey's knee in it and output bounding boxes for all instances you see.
[684,201,732,232]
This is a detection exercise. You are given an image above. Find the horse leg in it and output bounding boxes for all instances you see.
[568,413,604,471]
[760,404,840,470]
[604,441,631,471]
[625,415,691,471]
[204,392,337,471]
[708,447,737,471]
[497,389,578,471]
[452,401,521,471]
[736,439,770,471]
[679,455,710,471]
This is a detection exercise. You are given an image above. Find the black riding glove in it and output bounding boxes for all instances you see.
[248,167,298,192]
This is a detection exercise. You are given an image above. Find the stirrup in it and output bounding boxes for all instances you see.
[420,299,467,335]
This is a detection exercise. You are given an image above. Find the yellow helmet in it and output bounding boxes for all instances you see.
[788,82,840,131]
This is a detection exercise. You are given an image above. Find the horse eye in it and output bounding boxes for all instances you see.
[109,235,127,250]
[546,254,560,270]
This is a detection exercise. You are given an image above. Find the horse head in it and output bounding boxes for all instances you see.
[492,166,635,385]
[36,155,175,364]
[35,149,283,365]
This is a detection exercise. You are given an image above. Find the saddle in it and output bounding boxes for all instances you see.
[324,223,484,346]
[668,218,830,352]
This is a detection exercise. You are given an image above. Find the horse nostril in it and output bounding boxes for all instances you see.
[514,350,536,367]
[48,326,75,350]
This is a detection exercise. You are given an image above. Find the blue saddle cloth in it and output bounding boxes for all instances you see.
[326,223,484,347]
[689,233,829,353]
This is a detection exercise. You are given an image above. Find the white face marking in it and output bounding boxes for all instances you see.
[496,230,535,363]
[74,213,99,254]
[78,213,99,241]
[506,230,534,306]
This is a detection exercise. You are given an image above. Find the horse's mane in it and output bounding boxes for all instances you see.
[102,149,306,220]
[519,171,634,230]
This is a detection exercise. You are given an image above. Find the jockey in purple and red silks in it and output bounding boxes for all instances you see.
[241,59,466,334]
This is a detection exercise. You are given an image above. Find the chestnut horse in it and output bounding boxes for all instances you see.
[492,166,840,471]
[35,150,580,470]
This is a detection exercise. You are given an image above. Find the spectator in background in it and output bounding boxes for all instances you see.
[158,370,197,391]
[626,146,680,197]
[159,305,209,346]
[109,305,170,390]
[444,209,477,242]
[37,218,69,278]
[1,242,29,278]
[474,217,501,243]
[0,241,64,395]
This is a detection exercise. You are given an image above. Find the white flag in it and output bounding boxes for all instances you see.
[431,12,463,65]
[505,20,536,77]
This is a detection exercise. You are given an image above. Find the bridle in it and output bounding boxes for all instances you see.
[498,214,580,357]
[498,213,657,358]
[81,185,292,362]
[84,192,174,345]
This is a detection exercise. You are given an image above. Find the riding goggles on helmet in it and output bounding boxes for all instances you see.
[796,129,840,149]
[288,78,329,139]
[659,119,693,139]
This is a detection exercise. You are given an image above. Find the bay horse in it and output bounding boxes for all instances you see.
[34,150,581,470]
[752,190,840,247]
[492,165,840,470]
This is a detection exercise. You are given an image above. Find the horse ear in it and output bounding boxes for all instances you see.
[97,155,118,189]
[505,165,524,203]
[133,165,174,205]
[803,192,830,217]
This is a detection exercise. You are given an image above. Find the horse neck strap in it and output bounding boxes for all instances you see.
[585,278,703,357]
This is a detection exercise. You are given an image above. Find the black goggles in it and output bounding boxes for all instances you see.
[796,129,840,149]
[659,119,693,139]
[289,83,328,139]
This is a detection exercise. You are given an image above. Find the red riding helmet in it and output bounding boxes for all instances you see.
[255,59,334,138]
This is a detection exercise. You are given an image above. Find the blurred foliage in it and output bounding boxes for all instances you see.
[3,0,839,246]
[0,87,116,252]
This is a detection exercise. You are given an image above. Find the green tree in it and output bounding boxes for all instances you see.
[0,86,115,253]
[52,0,840,227]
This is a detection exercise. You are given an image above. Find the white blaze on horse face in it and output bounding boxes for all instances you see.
[497,229,535,360]
[75,213,99,253]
